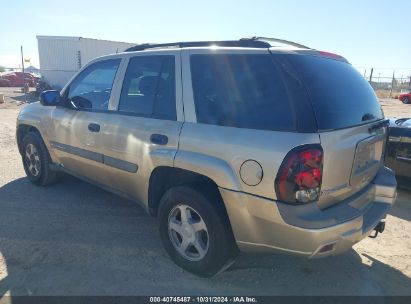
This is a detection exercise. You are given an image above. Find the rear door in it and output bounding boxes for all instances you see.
[286,54,386,208]
[176,49,320,200]
[97,51,183,203]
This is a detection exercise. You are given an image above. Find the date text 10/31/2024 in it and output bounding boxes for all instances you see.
[149,297,258,303]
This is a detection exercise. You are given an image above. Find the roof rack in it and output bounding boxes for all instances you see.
[125,39,271,52]
[243,36,310,49]
[124,37,309,52]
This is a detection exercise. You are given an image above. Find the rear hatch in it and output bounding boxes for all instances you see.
[286,53,387,208]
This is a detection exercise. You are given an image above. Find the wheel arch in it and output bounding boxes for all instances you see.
[148,166,228,218]
[16,124,42,155]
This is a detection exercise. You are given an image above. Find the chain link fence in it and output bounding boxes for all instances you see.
[356,67,411,99]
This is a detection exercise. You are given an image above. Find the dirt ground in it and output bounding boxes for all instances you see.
[0,88,410,296]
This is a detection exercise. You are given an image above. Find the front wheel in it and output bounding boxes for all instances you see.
[158,186,238,277]
[22,132,61,186]
[402,96,410,104]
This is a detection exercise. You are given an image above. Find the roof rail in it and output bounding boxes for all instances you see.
[242,36,310,49]
[124,39,271,52]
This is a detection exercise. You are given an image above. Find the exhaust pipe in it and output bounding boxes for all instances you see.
[369,221,385,238]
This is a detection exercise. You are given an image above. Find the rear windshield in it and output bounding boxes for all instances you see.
[287,54,383,130]
[190,54,295,131]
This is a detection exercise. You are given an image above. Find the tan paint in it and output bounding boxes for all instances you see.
[16,47,397,257]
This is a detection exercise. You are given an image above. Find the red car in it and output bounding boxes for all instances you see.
[0,77,11,87]
[399,92,411,104]
[0,72,38,87]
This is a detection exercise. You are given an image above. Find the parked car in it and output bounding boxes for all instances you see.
[16,37,397,276]
[1,72,38,87]
[0,77,11,87]
[385,118,411,182]
[399,92,411,104]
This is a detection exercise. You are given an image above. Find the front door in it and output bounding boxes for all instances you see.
[50,58,123,186]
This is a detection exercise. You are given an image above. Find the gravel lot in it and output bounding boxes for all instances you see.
[0,89,410,296]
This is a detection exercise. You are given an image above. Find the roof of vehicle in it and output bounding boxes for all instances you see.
[124,37,311,52]
[85,37,348,70]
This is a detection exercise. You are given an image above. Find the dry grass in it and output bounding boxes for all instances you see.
[376,90,400,99]
[379,98,410,118]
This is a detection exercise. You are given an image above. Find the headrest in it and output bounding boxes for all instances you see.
[139,76,165,95]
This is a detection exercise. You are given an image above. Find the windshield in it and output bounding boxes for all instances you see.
[287,54,384,131]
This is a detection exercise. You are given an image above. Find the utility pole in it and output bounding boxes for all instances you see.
[389,70,395,98]
[20,45,27,103]
[20,46,25,74]
[369,68,374,82]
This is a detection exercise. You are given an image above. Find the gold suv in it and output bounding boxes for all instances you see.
[16,37,397,276]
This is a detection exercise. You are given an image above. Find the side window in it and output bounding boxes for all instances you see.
[190,54,295,131]
[67,59,121,110]
[119,55,176,120]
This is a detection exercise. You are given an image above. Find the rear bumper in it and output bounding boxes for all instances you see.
[220,166,397,258]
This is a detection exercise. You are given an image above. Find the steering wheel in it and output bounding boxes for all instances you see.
[70,96,93,109]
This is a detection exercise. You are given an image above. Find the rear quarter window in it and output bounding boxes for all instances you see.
[287,54,383,130]
[190,54,295,131]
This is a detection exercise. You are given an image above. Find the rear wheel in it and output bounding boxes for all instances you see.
[402,96,410,104]
[22,132,61,186]
[158,186,237,277]
[168,204,209,261]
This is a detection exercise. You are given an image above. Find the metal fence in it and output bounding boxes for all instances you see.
[356,67,411,98]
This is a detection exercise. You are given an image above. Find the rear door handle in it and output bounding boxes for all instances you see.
[88,123,100,133]
[150,134,168,145]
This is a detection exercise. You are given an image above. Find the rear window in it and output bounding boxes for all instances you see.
[287,54,383,130]
[190,54,295,131]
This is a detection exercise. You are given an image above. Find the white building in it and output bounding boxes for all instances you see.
[37,36,135,89]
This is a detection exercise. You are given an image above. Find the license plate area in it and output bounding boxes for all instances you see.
[350,135,384,187]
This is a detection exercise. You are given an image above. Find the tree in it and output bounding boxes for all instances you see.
[0,66,5,72]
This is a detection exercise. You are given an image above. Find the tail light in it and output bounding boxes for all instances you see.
[275,144,323,204]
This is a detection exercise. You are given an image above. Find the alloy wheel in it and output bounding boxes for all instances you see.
[168,204,209,261]
[25,143,41,177]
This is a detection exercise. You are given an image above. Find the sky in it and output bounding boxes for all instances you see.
[1,0,410,78]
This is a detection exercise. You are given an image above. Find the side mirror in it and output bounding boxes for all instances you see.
[40,90,62,106]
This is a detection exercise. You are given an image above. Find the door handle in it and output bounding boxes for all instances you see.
[88,123,100,133]
[150,134,168,145]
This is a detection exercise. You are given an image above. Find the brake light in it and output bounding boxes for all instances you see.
[318,51,342,59]
[275,145,323,204]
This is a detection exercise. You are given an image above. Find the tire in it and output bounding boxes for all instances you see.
[158,186,238,277]
[21,132,61,186]
[402,96,410,104]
